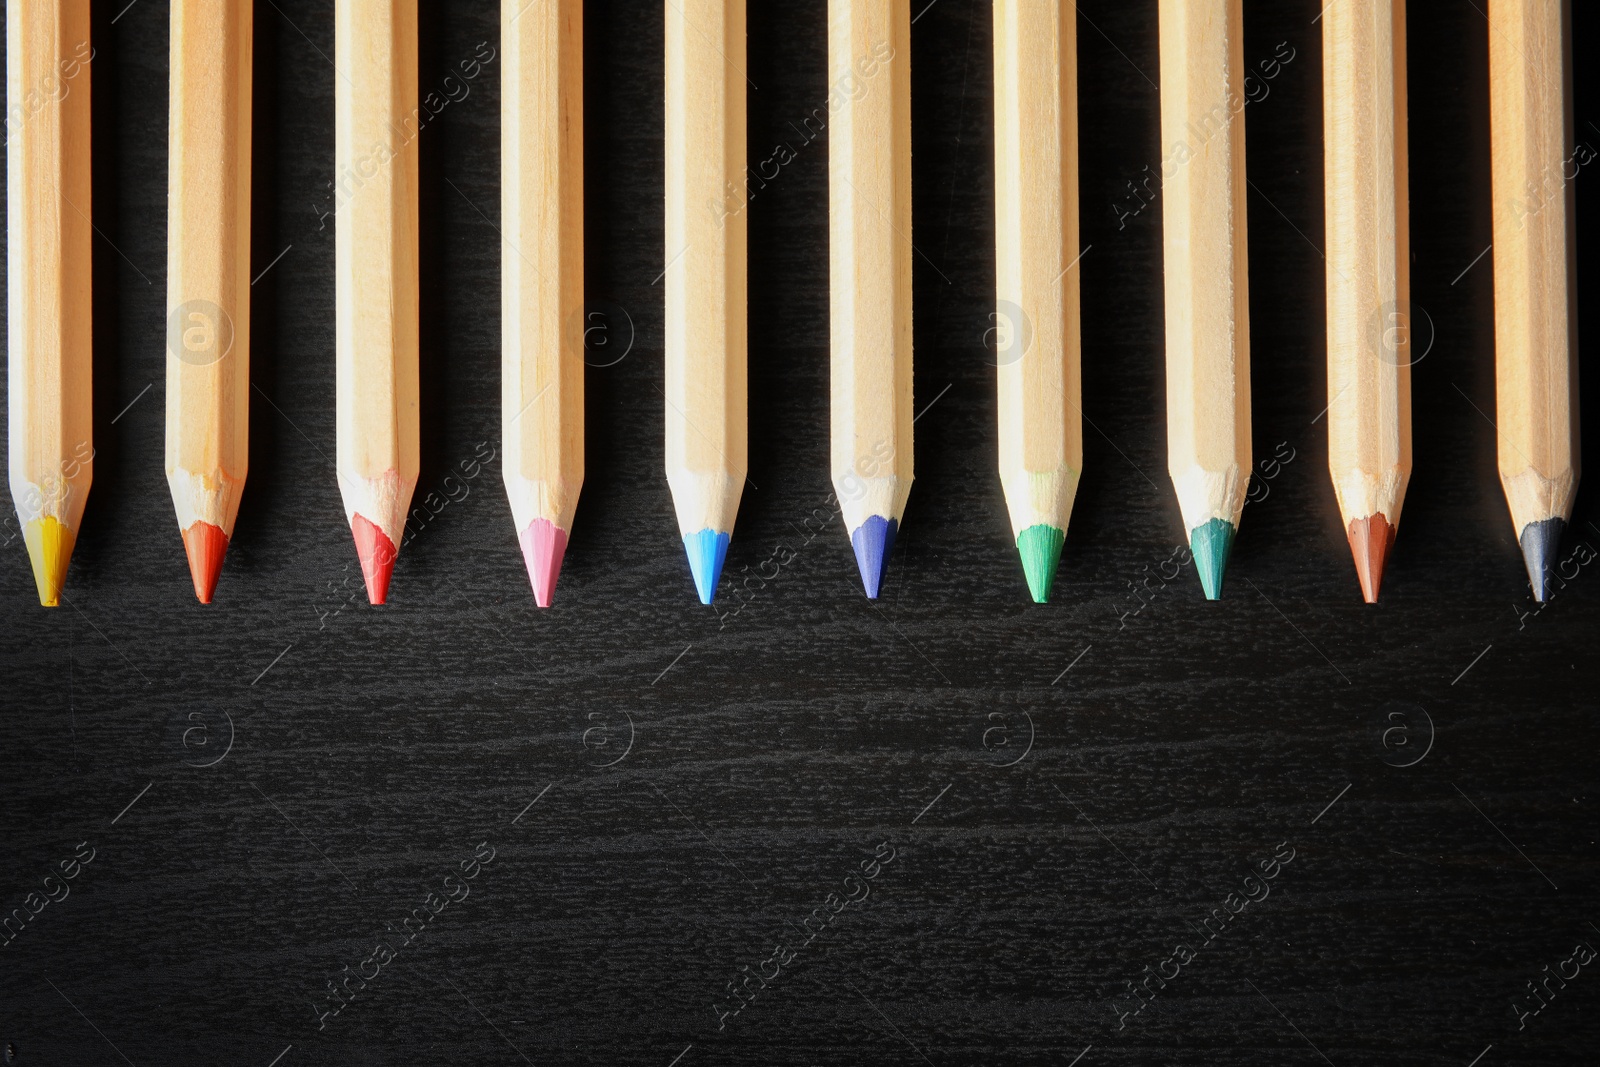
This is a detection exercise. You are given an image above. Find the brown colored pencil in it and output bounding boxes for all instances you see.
[1323,0,1411,603]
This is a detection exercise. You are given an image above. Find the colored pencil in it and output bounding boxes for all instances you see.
[1323,0,1411,603]
[335,0,419,605]
[6,1,93,608]
[166,0,252,604]
[993,0,1082,604]
[829,0,912,600]
[1490,0,1578,601]
[1158,0,1251,600]
[664,0,747,605]
[502,0,584,608]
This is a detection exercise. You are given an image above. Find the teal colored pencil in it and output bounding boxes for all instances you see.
[1158,0,1251,599]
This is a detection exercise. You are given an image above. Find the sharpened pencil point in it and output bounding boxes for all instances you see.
[1016,524,1065,604]
[1190,518,1235,600]
[23,517,74,608]
[182,521,229,604]
[351,514,397,605]
[520,519,569,608]
[683,529,729,605]
[850,515,897,600]
[1520,517,1565,603]
[1346,514,1395,604]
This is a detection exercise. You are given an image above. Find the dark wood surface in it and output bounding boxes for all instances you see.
[3,1,1598,1064]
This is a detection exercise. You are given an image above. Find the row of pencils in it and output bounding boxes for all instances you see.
[6,1,1579,609]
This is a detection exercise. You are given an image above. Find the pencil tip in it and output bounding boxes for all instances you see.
[1016,524,1065,603]
[520,519,569,608]
[23,517,74,607]
[182,521,229,604]
[1346,514,1395,604]
[351,514,397,605]
[1519,517,1565,602]
[850,515,898,599]
[1190,518,1235,600]
[683,529,729,605]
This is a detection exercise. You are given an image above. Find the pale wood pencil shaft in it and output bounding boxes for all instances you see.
[502,0,583,537]
[1323,0,1411,601]
[664,0,747,540]
[6,0,93,607]
[166,0,252,537]
[1323,1,1411,524]
[335,0,419,561]
[828,0,912,539]
[1158,0,1251,589]
[993,0,1082,541]
[1490,0,1578,533]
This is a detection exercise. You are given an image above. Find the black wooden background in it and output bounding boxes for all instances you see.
[2,1,1598,1064]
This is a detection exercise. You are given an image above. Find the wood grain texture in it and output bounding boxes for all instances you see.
[5,0,92,606]
[334,0,420,553]
[1157,0,1251,537]
[165,0,251,540]
[1490,0,1579,532]
[992,0,1082,542]
[1322,0,1410,535]
[0,3,1595,1065]
[664,0,746,540]
[827,0,911,538]
[501,0,583,539]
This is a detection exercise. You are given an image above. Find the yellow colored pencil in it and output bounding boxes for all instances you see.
[6,0,94,607]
